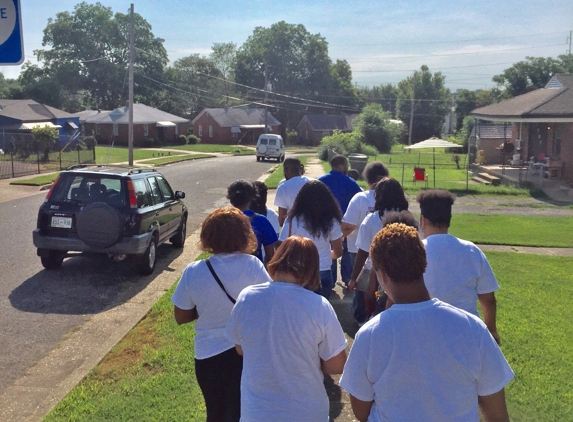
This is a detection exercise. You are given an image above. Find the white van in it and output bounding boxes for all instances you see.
[256,134,285,162]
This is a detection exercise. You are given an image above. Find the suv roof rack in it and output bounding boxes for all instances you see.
[128,168,157,174]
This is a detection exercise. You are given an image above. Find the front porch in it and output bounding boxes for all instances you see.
[472,164,573,203]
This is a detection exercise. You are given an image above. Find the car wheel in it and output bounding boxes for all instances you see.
[171,216,187,248]
[256,156,260,162]
[76,202,123,248]
[135,236,157,275]
[280,154,285,162]
[40,250,65,270]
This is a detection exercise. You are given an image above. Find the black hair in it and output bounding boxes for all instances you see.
[363,161,389,185]
[374,178,409,214]
[250,181,269,215]
[330,154,348,168]
[416,189,455,228]
[227,179,256,208]
[288,180,342,239]
[382,210,419,230]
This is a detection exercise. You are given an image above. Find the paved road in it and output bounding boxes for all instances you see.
[0,155,274,395]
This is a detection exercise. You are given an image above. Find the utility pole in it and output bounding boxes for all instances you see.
[264,63,269,134]
[567,30,572,55]
[408,73,415,147]
[128,3,134,167]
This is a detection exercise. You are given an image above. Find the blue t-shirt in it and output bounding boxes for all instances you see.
[243,210,279,261]
[318,170,362,213]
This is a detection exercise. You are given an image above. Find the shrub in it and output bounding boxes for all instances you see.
[143,137,157,148]
[286,129,298,145]
[317,130,378,161]
[353,103,396,153]
[187,135,200,145]
[176,134,188,145]
[82,136,97,149]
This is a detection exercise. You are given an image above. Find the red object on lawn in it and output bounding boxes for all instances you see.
[413,167,428,186]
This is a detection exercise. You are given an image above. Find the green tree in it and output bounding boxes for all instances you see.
[24,2,167,111]
[210,42,237,105]
[357,84,398,116]
[454,89,476,131]
[0,72,22,99]
[32,125,59,161]
[492,56,566,97]
[396,65,451,144]
[353,103,395,153]
[328,59,360,108]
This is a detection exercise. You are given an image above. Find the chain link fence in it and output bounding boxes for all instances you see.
[0,132,96,179]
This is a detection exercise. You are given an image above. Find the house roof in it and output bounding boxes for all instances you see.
[298,114,358,131]
[192,108,280,127]
[471,73,573,122]
[0,99,75,122]
[474,124,513,139]
[83,103,188,124]
[72,109,112,123]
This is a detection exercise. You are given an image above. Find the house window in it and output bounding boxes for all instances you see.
[209,125,213,137]
[232,132,238,139]
[198,125,202,137]
[95,124,100,135]
[113,124,119,136]
[144,125,149,136]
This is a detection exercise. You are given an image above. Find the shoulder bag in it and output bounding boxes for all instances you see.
[205,258,236,304]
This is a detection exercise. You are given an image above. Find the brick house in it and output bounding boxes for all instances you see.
[472,73,573,184]
[296,114,358,146]
[79,103,189,147]
[191,108,281,145]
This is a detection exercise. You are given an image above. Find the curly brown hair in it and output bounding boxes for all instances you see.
[370,223,426,283]
[200,205,257,254]
[268,235,320,291]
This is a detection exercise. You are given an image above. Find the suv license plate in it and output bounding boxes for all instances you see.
[51,216,72,228]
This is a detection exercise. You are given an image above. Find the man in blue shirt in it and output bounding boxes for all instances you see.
[319,155,362,286]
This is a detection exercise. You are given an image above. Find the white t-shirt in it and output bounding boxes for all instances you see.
[171,253,270,359]
[423,234,499,317]
[273,175,312,213]
[340,299,514,422]
[266,208,280,235]
[279,216,343,271]
[226,281,347,422]
[355,210,384,270]
[342,190,375,253]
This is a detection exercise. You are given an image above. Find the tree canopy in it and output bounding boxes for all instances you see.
[20,2,167,111]
[396,66,451,144]
[353,103,395,153]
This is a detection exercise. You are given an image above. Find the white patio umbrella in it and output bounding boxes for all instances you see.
[404,136,463,187]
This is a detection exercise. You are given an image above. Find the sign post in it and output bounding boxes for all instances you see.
[0,0,23,65]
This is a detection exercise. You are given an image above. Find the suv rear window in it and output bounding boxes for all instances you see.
[259,138,268,145]
[268,139,277,146]
[52,175,126,207]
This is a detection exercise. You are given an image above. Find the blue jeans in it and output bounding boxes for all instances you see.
[331,238,353,284]
[352,290,367,324]
[319,270,334,299]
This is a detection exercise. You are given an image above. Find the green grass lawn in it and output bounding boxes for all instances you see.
[159,144,255,155]
[264,156,312,189]
[139,153,215,166]
[95,147,163,165]
[10,173,60,186]
[43,252,573,421]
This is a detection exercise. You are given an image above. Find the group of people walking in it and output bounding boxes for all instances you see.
[171,155,514,421]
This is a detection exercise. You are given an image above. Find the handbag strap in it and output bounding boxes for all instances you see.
[288,218,293,237]
[205,258,236,304]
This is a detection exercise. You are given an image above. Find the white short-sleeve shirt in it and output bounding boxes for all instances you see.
[423,234,499,317]
[266,208,280,235]
[273,175,312,213]
[279,216,343,271]
[226,281,347,422]
[340,299,514,422]
[355,210,384,270]
[171,253,270,359]
[342,190,375,253]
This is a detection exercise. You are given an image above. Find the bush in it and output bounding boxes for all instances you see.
[317,130,378,161]
[82,136,97,149]
[187,135,200,145]
[286,129,298,145]
[176,134,188,145]
[353,103,396,153]
[142,137,157,148]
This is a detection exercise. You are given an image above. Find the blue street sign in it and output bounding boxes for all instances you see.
[0,0,23,65]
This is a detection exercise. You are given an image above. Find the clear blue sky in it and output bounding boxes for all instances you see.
[2,0,572,91]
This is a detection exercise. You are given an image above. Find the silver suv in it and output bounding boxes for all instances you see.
[256,134,285,162]
[32,166,187,275]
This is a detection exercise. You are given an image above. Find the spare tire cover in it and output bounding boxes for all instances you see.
[258,144,268,153]
[76,202,123,248]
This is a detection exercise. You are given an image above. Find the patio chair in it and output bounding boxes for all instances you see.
[413,167,428,186]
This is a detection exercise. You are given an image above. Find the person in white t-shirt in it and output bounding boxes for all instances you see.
[279,180,343,298]
[171,206,270,422]
[226,235,347,422]
[274,157,312,226]
[340,223,513,422]
[417,189,501,344]
[348,177,409,324]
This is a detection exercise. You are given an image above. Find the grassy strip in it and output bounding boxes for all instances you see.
[159,144,254,154]
[95,147,162,165]
[10,173,60,186]
[264,156,311,189]
[44,252,573,421]
[450,214,573,247]
[139,154,215,166]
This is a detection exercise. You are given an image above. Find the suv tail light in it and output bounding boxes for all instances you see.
[126,180,138,209]
[44,174,61,202]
